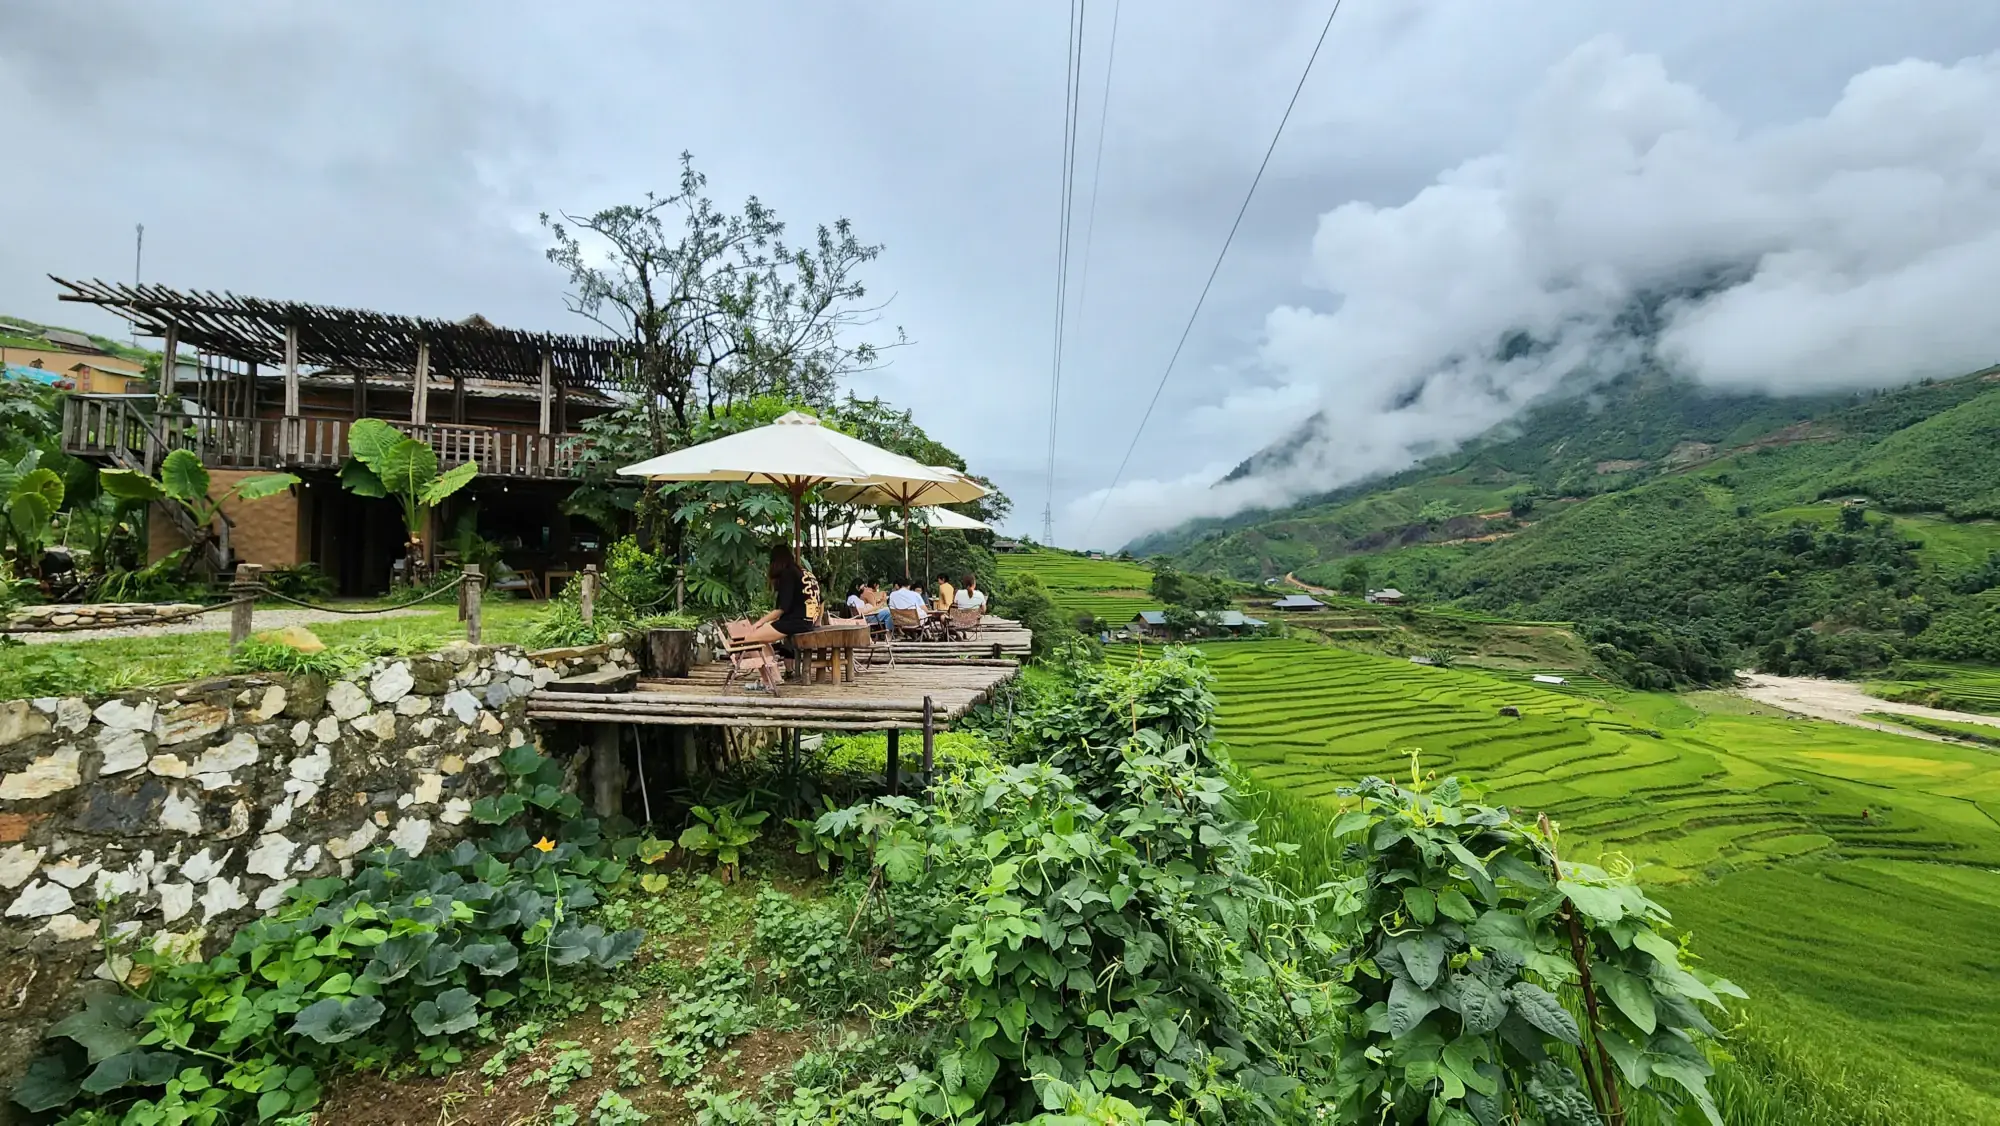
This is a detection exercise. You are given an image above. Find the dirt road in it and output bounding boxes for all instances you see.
[1736,672,2000,739]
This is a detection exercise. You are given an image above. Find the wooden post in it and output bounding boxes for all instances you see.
[462,564,483,643]
[411,340,430,426]
[228,563,262,648]
[452,369,466,425]
[885,727,901,796]
[591,723,623,817]
[537,353,552,435]
[353,369,366,421]
[580,564,598,625]
[156,322,178,415]
[280,324,300,461]
[921,696,935,791]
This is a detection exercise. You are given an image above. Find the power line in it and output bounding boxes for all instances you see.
[1085,0,1344,539]
[1042,0,1087,545]
[1066,0,1122,373]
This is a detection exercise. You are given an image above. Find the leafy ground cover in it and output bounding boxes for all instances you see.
[1861,710,2000,746]
[1133,639,2000,1121]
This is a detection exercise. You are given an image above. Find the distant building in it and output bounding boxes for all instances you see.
[1269,593,1325,611]
[1532,674,1567,685]
[1365,588,1406,605]
[993,538,1022,553]
[1087,551,1106,560]
[1129,609,1268,638]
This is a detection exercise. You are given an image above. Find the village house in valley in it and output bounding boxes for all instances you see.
[0,323,147,394]
[52,279,623,594]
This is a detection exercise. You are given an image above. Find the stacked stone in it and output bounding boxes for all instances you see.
[4,603,205,631]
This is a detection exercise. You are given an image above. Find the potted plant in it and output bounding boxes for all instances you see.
[638,612,702,678]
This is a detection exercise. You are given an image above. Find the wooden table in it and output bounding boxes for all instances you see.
[790,622,872,683]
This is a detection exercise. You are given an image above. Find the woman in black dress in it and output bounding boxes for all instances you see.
[739,543,821,646]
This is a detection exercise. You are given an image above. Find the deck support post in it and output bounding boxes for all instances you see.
[280,324,300,462]
[155,322,179,472]
[591,723,623,818]
[921,696,935,793]
[580,565,598,624]
[885,728,901,796]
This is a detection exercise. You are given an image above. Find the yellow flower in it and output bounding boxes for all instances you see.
[534,837,556,853]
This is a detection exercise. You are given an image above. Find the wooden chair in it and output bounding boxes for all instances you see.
[889,607,937,641]
[489,568,543,600]
[718,619,783,693]
[945,607,983,641]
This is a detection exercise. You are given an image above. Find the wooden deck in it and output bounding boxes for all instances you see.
[525,658,1020,731]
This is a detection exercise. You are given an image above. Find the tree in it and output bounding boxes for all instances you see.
[1149,567,1229,611]
[542,153,900,454]
[1339,558,1370,598]
[337,420,477,582]
[99,450,298,575]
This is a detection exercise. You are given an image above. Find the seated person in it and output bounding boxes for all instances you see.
[847,580,891,627]
[886,577,929,620]
[953,573,988,611]
[735,544,821,646]
[933,572,956,613]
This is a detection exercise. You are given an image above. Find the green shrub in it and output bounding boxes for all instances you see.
[229,637,354,679]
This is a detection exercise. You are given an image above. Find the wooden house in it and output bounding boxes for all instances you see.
[53,278,626,594]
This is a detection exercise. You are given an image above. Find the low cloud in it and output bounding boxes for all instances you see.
[1087,39,2000,549]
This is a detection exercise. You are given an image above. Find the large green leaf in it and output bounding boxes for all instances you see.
[345,418,404,467]
[10,1054,83,1112]
[79,1050,181,1096]
[459,941,520,976]
[374,436,438,499]
[421,460,478,506]
[362,932,437,984]
[158,449,211,504]
[230,472,301,503]
[411,987,479,1037]
[1508,982,1580,1046]
[11,466,63,511]
[8,492,52,544]
[339,459,388,498]
[1597,964,1657,1035]
[97,468,167,503]
[1387,977,1439,1038]
[49,994,156,1062]
[1454,973,1509,1036]
[290,995,385,1044]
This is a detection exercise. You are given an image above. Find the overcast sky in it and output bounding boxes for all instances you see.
[5,1,1998,548]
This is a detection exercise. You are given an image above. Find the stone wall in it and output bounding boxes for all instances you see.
[0,641,632,1086]
[4,604,206,632]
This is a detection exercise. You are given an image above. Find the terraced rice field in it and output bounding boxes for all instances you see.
[998,550,1162,623]
[1113,639,2000,1109]
[1868,662,2000,716]
[1126,640,2000,882]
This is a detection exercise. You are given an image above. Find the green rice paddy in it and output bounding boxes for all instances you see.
[1868,662,2000,716]
[1106,639,2000,1116]
[996,549,1162,623]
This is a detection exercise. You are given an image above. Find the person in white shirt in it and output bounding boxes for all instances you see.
[953,573,988,611]
[886,578,928,619]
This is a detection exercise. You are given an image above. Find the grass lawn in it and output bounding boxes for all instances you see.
[1132,638,2000,1120]
[0,596,553,698]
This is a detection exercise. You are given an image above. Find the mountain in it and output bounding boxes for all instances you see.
[1141,366,2000,683]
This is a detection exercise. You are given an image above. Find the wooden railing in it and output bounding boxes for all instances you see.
[61,398,586,479]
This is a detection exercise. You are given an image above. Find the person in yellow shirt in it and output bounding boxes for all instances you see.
[933,573,956,614]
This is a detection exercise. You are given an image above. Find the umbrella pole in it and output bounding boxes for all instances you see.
[901,504,911,579]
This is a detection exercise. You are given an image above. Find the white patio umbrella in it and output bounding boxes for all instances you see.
[909,506,990,532]
[618,411,962,550]
[823,519,901,546]
[820,466,988,576]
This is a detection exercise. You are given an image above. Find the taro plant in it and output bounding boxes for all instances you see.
[13,744,641,1124]
[1322,763,1744,1125]
[338,418,478,582]
[678,802,768,880]
[0,449,65,568]
[99,448,299,574]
